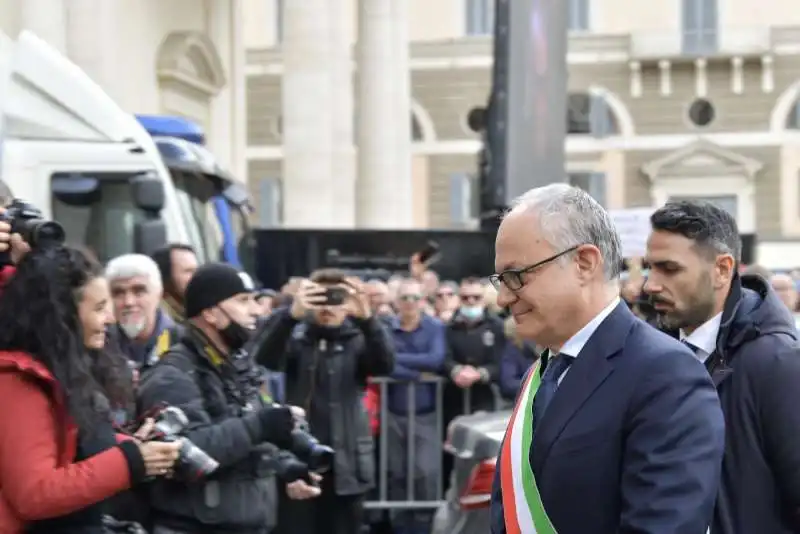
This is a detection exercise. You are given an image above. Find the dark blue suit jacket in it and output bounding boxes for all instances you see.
[490,303,725,534]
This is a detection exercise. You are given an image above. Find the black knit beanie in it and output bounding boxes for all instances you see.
[184,262,255,318]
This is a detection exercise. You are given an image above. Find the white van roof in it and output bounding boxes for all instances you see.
[4,31,142,143]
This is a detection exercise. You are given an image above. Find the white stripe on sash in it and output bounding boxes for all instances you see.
[509,376,537,533]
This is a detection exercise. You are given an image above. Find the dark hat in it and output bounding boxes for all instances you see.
[185,263,255,318]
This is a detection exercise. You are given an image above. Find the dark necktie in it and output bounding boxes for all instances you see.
[682,339,701,356]
[533,352,575,427]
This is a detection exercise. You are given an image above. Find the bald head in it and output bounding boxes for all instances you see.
[770,273,798,311]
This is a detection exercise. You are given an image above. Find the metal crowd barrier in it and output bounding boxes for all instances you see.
[363,376,505,512]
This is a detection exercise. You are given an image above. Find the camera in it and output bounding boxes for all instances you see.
[151,406,220,481]
[324,287,347,306]
[290,420,335,474]
[0,199,65,249]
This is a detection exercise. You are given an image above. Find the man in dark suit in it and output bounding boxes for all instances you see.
[488,184,725,534]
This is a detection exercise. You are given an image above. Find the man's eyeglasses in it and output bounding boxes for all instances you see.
[399,294,422,302]
[489,246,580,291]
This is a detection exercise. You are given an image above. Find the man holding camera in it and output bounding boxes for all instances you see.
[137,262,322,534]
[257,268,395,534]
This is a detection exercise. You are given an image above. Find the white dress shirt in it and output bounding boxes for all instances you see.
[680,312,722,363]
[551,297,621,383]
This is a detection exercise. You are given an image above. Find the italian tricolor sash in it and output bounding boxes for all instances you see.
[500,361,558,533]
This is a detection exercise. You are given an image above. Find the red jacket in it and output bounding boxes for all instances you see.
[364,383,380,436]
[0,266,14,293]
[0,350,135,532]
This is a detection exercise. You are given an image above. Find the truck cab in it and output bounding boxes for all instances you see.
[134,115,254,268]
[0,30,188,262]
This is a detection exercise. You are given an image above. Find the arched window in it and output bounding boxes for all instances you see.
[567,92,619,136]
[786,99,800,129]
[411,113,424,142]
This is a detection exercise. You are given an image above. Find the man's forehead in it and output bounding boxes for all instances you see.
[111,275,150,289]
[494,212,548,271]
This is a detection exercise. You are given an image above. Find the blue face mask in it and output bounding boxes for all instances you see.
[460,305,484,320]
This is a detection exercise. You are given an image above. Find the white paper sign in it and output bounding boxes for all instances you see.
[609,208,656,258]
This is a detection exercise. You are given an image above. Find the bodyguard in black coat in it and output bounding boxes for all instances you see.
[646,201,800,534]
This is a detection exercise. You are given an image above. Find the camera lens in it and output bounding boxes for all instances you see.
[23,220,66,248]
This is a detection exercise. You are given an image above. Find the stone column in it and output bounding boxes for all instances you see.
[21,0,67,54]
[281,0,338,227]
[328,0,356,226]
[64,0,120,98]
[390,0,414,228]
[356,0,413,228]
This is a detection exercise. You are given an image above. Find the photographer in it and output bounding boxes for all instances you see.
[0,245,181,533]
[256,269,395,534]
[136,262,320,534]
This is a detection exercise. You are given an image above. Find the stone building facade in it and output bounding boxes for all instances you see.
[244,0,800,267]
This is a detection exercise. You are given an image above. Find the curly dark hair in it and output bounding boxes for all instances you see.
[0,245,132,432]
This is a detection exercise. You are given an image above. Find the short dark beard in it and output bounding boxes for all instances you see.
[657,270,717,331]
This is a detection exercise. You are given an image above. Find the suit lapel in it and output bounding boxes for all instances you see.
[531,302,635,474]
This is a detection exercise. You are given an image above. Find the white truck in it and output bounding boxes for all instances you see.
[0,30,191,262]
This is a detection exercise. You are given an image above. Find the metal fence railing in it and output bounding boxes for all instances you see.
[364,376,505,512]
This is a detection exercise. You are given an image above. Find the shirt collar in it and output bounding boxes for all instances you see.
[558,297,621,358]
[680,312,722,361]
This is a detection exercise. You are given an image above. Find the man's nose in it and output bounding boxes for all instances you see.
[641,277,660,294]
[496,284,515,307]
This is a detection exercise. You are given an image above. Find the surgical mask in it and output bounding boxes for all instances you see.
[119,319,146,340]
[460,305,484,321]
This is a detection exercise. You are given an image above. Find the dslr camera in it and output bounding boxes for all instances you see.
[290,420,335,474]
[151,406,220,481]
[0,199,65,248]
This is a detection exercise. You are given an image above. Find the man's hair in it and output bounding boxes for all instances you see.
[106,254,163,294]
[650,200,741,262]
[310,267,347,285]
[508,183,622,280]
[461,276,482,286]
[150,243,196,294]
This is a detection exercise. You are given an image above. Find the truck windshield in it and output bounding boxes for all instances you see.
[170,171,223,264]
[50,173,146,264]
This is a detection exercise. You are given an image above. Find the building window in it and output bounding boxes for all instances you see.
[569,173,607,207]
[275,0,284,45]
[466,0,494,36]
[787,100,800,129]
[568,0,589,31]
[682,0,717,55]
[567,93,619,137]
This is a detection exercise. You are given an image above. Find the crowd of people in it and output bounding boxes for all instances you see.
[2,185,800,534]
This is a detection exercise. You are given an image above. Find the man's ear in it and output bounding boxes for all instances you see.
[200,308,217,326]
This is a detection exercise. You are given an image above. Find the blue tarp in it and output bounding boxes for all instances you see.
[134,114,205,145]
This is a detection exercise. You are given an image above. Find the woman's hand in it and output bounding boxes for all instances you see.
[137,440,182,477]
[132,418,155,441]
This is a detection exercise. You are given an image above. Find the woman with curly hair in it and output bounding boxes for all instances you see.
[0,245,181,533]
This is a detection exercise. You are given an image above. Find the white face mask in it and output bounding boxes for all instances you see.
[119,319,146,340]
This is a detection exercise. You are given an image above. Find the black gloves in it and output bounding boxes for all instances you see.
[256,405,295,449]
[275,454,312,483]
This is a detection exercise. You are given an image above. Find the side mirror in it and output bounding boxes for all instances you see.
[133,219,167,255]
[51,174,101,206]
[131,174,165,213]
[221,181,250,209]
